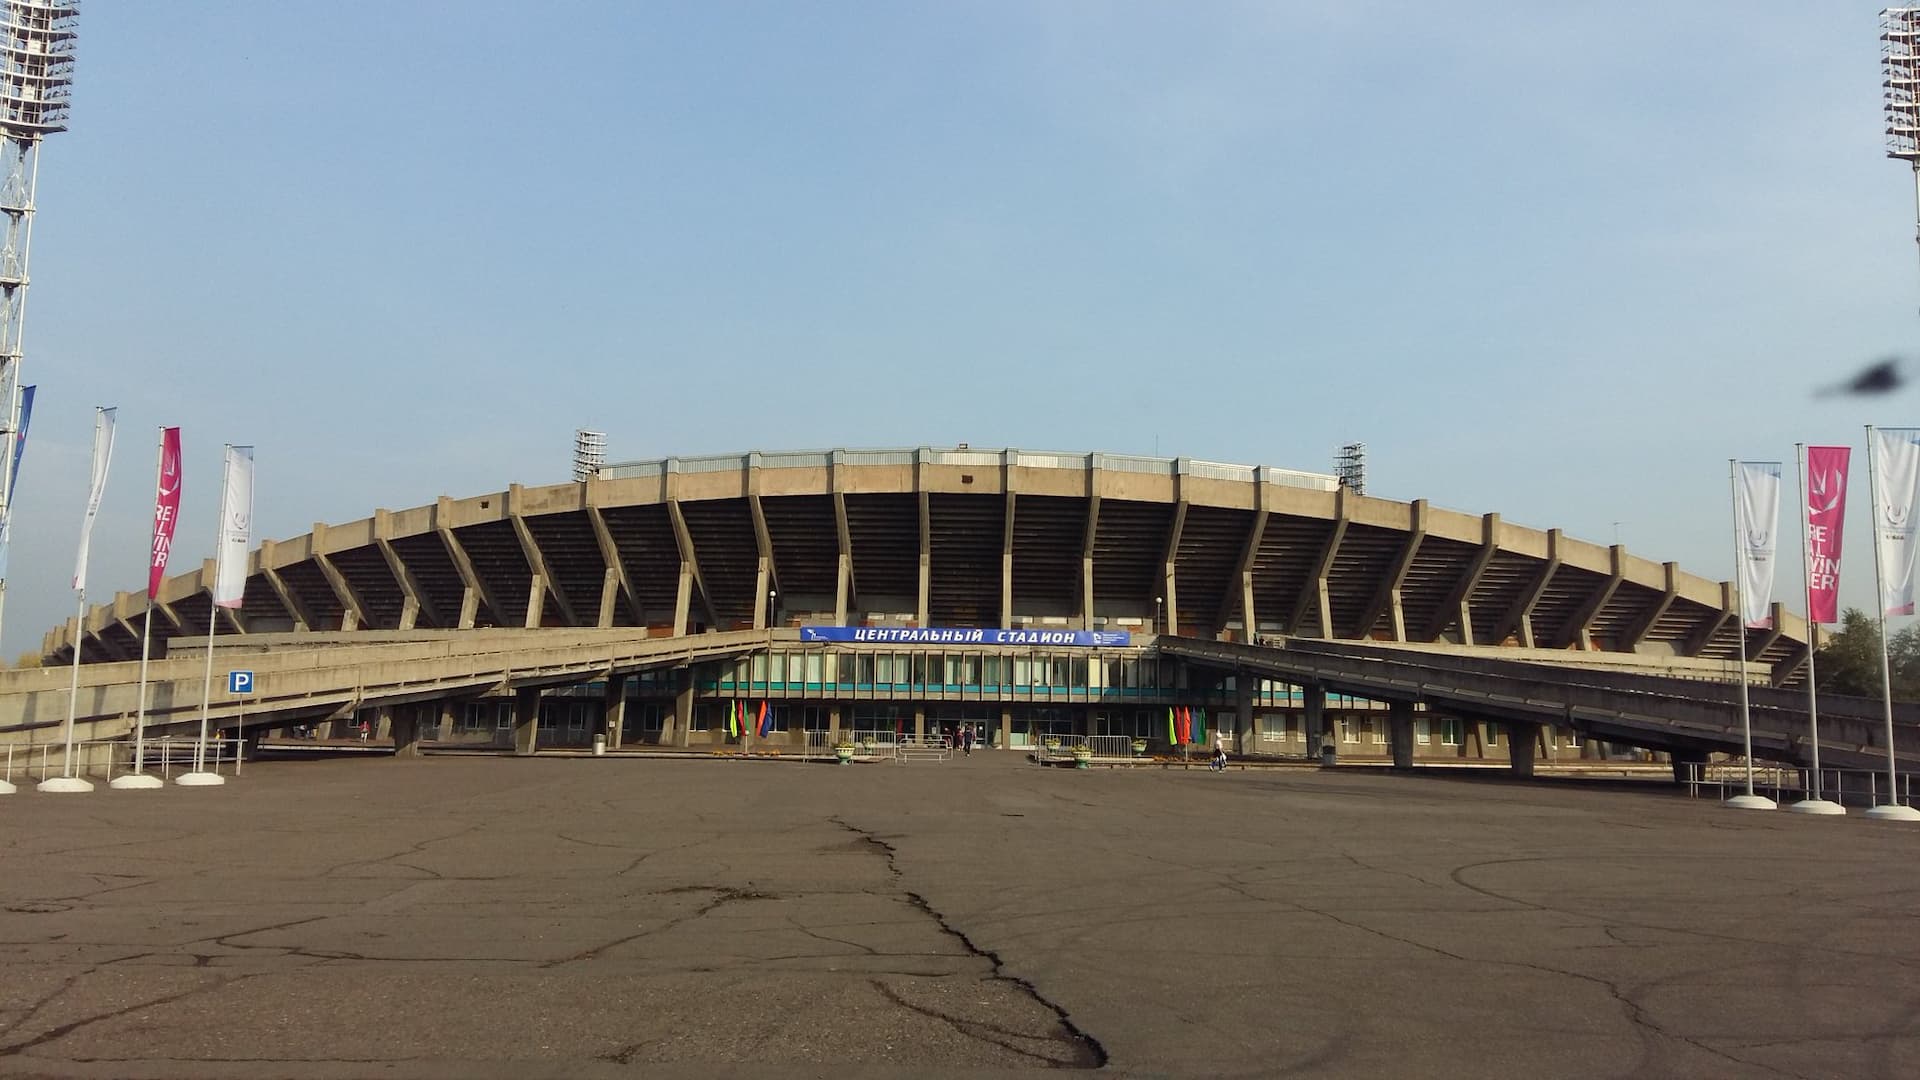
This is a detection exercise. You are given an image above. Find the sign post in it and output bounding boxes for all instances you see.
[228,671,254,775]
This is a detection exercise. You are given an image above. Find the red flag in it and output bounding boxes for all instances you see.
[1805,446,1849,625]
[148,428,182,598]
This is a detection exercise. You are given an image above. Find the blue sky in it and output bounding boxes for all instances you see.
[3,2,1915,656]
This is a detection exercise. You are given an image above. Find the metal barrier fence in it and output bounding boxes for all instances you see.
[1032,734,1156,764]
[1680,761,1918,809]
[3,735,240,787]
[894,735,951,763]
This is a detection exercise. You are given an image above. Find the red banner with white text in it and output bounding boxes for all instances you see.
[148,427,181,598]
[1805,445,1849,624]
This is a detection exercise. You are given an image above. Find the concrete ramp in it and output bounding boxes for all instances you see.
[0,627,764,750]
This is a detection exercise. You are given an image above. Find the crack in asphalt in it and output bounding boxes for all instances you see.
[0,972,263,1060]
[832,817,1107,1069]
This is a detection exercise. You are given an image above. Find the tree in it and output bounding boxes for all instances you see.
[1814,606,1920,701]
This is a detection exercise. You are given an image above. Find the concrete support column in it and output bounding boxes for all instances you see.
[372,705,394,740]
[437,700,457,741]
[513,687,541,756]
[1000,706,1013,750]
[828,705,842,744]
[835,554,851,625]
[1235,676,1254,756]
[1304,684,1329,763]
[1669,747,1708,786]
[1506,719,1539,778]
[603,674,628,749]
[673,676,694,747]
[913,707,926,741]
[392,707,421,757]
[1388,700,1414,771]
[1080,557,1095,630]
[674,564,693,636]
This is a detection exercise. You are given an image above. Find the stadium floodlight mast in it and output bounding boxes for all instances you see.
[0,0,77,653]
[1884,8,1920,307]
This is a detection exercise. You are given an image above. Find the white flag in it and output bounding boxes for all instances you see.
[1872,427,1920,616]
[70,406,117,592]
[212,445,253,608]
[1734,461,1781,629]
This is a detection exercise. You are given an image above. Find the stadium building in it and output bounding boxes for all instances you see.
[44,448,1811,762]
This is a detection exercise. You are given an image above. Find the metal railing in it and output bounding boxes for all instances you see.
[7,735,240,786]
[1680,761,1918,809]
[1032,734,1154,764]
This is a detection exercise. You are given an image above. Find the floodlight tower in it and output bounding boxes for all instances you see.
[0,0,77,636]
[572,429,606,482]
[1884,9,1920,302]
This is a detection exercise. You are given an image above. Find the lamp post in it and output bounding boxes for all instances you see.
[1155,596,1163,637]
[1886,8,1920,308]
[0,0,80,651]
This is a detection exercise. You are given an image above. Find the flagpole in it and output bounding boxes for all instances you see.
[178,444,232,787]
[112,428,170,790]
[41,406,115,794]
[1863,427,1920,819]
[1726,460,1774,810]
[59,589,85,775]
[1790,444,1842,814]
[1781,443,1827,807]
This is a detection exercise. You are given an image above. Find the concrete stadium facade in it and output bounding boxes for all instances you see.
[39,448,1812,760]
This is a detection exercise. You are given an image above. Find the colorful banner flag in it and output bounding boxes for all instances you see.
[212,446,253,608]
[1166,707,1176,744]
[70,406,117,593]
[149,427,182,598]
[1871,428,1920,616]
[756,700,771,737]
[1804,446,1849,624]
[5,382,30,502]
[1194,707,1207,743]
[0,384,33,577]
[1734,462,1781,628]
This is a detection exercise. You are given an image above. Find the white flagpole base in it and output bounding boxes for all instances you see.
[36,776,94,793]
[109,774,164,790]
[173,772,226,787]
[1723,793,1778,810]
[0,779,16,795]
[1864,803,1920,821]
[1786,798,1846,816]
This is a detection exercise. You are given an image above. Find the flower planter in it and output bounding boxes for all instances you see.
[834,745,856,764]
[1072,749,1094,770]
[1130,740,1148,756]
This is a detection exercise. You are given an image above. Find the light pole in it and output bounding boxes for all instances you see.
[0,0,80,650]
[1155,596,1163,637]
[1885,8,1920,308]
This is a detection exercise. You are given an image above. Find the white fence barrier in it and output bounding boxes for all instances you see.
[1680,761,1917,809]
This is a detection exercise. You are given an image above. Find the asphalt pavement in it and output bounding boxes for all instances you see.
[1,751,1916,1079]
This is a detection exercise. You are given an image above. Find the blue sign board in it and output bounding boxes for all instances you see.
[228,670,254,695]
[800,626,1131,647]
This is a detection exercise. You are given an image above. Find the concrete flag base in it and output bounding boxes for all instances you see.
[109,774,165,790]
[37,776,94,793]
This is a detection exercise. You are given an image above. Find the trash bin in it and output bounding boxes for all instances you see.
[1319,747,1336,767]
[593,734,606,757]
